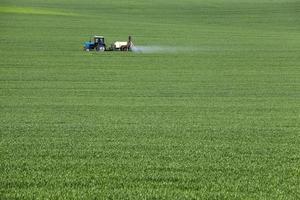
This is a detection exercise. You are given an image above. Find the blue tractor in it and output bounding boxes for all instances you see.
[83,36,106,51]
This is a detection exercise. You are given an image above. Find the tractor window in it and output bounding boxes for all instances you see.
[94,38,104,44]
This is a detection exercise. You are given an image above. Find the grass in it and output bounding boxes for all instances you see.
[0,6,77,16]
[0,0,300,199]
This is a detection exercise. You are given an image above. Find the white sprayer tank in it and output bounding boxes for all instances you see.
[113,41,128,49]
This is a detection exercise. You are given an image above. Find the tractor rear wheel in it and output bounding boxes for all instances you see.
[99,46,105,52]
[96,46,105,52]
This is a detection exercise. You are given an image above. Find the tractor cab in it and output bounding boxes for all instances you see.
[84,35,106,51]
[93,36,105,45]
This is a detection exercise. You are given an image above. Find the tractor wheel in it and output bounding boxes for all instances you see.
[96,46,105,52]
[99,46,105,52]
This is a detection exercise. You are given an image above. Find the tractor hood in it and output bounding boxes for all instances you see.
[84,41,93,47]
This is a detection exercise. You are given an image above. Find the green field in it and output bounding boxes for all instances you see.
[1,0,300,199]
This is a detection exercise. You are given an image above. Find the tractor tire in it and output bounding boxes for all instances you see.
[99,46,105,52]
[96,46,105,52]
